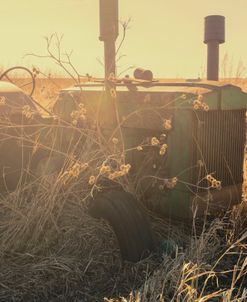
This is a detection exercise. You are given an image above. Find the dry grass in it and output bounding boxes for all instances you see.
[0,76,246,301]
[32,78,73,105]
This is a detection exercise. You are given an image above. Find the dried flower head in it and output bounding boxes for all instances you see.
[110,88,117,98]
[78,103,86,110]
[159,144,168,156]
[172,177,178,183]
[32,67,40,75]
[206,174,214,181]
[100,164,111,175]
[108,171,124,180]
[88,175,96,185]
[166,181,175,189]
[0,96,6,106]
[165,177,178,189]
[136,146,143,151]
[70,103,87,122]
[163,119,172,130]
[120,164,131,174]
[108,164,131,180]
[22,105,31,112]
[206,174,221,189]
[159,185,164,190]
[198,94,203,101]
[22,105,35,119]
[68,163,79,178]
[151,137,160,146]
[193,97,209,111]
[112,137,119,145]
[108,73,115,81]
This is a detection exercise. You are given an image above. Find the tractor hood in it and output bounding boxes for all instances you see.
[54,80,247,130]
[0,81,37,115]
[0,81,24,93]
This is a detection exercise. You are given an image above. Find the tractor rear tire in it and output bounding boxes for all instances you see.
[89,190,155,262]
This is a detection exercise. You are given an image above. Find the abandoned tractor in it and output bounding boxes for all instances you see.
[0,1,246,262]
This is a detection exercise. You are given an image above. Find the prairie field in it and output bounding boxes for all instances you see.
[0,76,246,302]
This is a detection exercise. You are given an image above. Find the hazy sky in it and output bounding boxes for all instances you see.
[1,0,247,78]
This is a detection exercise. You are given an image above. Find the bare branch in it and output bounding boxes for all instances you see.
[117,65,136,77]
[116,18,131,56]
[25,34,82,85]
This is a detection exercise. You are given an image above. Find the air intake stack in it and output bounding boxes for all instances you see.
[204,15,225,81]
[99,0,119,78]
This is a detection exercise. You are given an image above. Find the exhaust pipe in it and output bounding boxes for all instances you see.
[204,15,225,81]
[192,184,242,215]
[99,0,119,78]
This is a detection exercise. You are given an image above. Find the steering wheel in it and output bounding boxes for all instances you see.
[0,66,36,97]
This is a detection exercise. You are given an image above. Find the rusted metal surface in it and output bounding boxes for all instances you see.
[74,79,236,91]
[0,81,24,93]
[192,110,246,191]
[206,41,220,81]
[0,66,36,96]
[103,40,116,78]
[204,15,225,44]
[99,0,119,78]
[134,68,153,81]
[191,184,242,215]
[204,15,225,81]
[99,0,118,41]
[0,91,37,115]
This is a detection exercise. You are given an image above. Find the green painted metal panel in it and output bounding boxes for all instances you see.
[202,91,220,110]
[221,86,247,110]
[158,90,221,111]
[53,82,247,219]
[165,109,193,219]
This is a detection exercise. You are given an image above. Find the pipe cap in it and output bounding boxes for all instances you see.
[204,15,225,44]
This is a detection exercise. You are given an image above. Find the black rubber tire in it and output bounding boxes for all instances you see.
[89,190,155,262]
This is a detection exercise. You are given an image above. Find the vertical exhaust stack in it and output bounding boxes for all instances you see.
[99,0,119,78]
[204,15,225,81]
